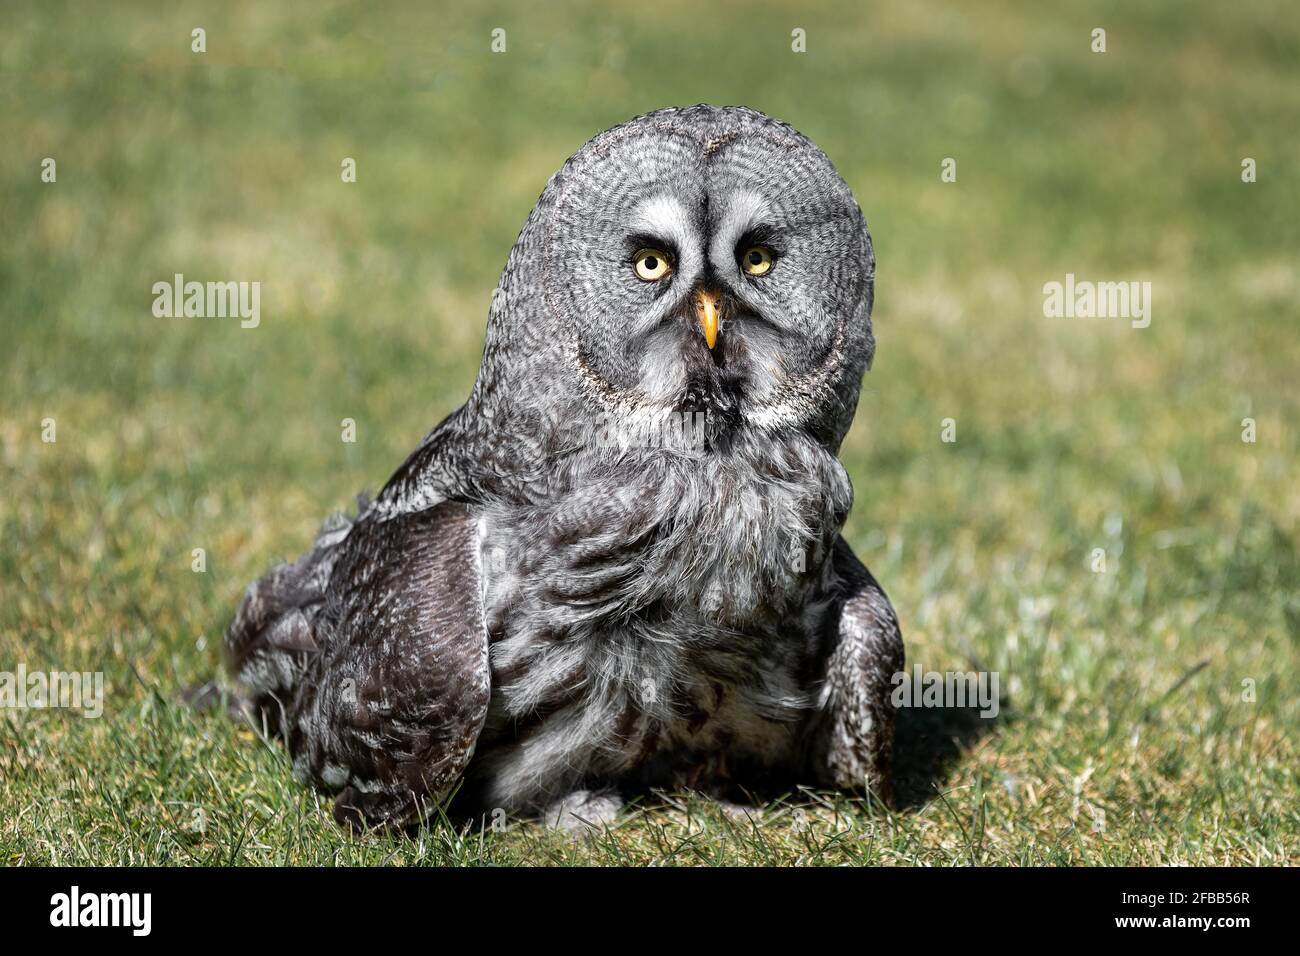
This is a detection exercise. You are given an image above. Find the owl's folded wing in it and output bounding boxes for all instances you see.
[286,502,490,829]
[807,536,904,803]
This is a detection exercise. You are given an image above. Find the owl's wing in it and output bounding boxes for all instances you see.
[285,501,490,829]
[806,535,904,803]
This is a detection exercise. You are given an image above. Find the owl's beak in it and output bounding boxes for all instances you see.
[696,290,720,350]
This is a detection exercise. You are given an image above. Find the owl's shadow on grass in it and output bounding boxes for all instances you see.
[892,703,1003,810]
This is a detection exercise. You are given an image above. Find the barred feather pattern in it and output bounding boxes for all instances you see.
[467,429,851,810]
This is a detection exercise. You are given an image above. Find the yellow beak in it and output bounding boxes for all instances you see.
[697,290,720,350]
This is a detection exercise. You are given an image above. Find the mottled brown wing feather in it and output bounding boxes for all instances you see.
[287,501,489,829]
[808,535,904,803]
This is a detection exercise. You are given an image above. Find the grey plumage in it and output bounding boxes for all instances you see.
[225,105,903,829]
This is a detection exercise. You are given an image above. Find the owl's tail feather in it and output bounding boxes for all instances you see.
[222,503,359,726]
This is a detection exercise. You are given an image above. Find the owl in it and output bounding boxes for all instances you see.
[225,105,903,830]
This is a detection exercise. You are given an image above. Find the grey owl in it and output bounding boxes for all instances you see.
[225,105,904,830]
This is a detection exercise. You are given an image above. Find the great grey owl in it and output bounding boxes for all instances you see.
[225,105,903,830]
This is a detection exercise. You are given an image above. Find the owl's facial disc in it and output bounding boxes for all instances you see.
[616,201,807,422]
[543,109,874,445]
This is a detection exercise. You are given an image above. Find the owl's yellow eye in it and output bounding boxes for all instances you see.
[740,245,773,276]
[633,249,672,281]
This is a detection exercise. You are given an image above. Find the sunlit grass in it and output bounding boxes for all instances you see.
[1,0,1296,865]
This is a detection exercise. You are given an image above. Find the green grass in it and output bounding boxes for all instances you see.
[1,0,1296,865]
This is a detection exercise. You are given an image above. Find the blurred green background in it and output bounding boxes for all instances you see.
[1,0,1296,864]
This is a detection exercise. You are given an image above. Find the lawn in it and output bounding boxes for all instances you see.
[1,0,1296,865]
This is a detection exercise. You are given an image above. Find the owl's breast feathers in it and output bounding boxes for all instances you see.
[483,428,850,627]
[466,427,855,808]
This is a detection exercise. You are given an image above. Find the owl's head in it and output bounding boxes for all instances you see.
[481,106,875,456]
